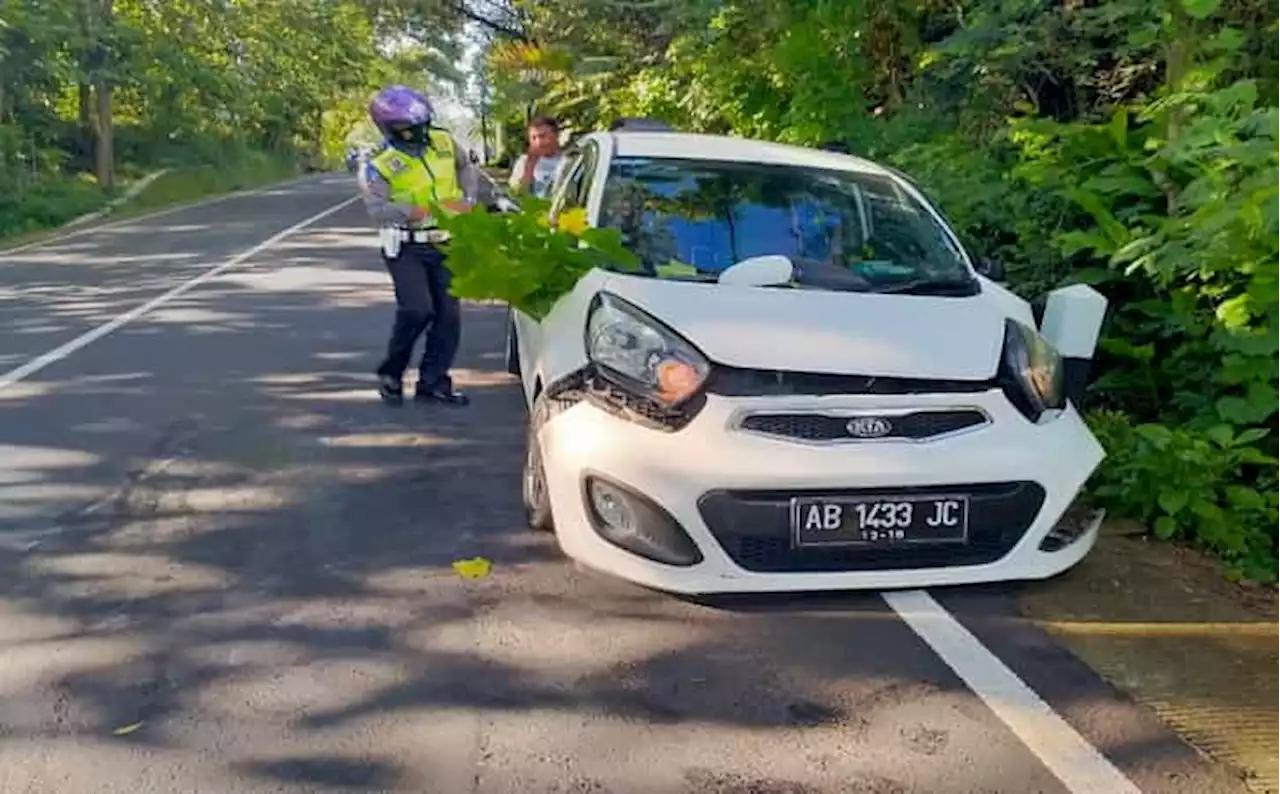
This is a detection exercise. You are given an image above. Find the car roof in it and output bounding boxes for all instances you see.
[589,131,892,177]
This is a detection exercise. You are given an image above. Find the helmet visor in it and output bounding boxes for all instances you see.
[389,123,429,147]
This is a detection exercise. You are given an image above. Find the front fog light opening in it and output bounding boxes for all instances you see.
[1038,502,1104,552]
[584,476,703,567]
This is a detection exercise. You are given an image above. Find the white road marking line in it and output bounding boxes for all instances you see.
[883,589,1143,794]
[0,173,334,257]
[0,196,359,392]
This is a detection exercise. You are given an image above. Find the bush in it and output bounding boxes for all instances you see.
[1088,410,1278,581]
[0,137,301,242]
[0,176,112,239]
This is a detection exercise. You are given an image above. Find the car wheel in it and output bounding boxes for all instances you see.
[504,310,522,377]
[522,394,558,532]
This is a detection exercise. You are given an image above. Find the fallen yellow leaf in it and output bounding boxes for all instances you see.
[452,557,492,579]
[113,722,143,736]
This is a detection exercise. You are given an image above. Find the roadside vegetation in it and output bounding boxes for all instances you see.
[470,0,1278,581]
[0,0,471,240]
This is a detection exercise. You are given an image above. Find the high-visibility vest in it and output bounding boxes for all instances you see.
[369,130,463,214]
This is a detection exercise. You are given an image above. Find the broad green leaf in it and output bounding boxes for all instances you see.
[1135,424,1174,448]
[1153,516,1178,539]
[1157,490,1188,516]
[1215,397,1253,424]
[1225,486,1265,511]
[1213,295,1254,330]
[1211,27,1245,54]
[1180,0,1222,20]
[1232,427,1271,446]
[1190,498,1224,520]
[1109,108,1127,148]
[1206,424,1235,448]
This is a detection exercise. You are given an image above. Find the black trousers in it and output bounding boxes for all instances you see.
[375,242,460,390]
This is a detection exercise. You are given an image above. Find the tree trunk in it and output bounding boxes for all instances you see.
[94,76,114,188]
[78,82,93,162]
[88,0,115,188]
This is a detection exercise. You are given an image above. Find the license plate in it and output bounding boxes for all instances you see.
[790,494,969,547]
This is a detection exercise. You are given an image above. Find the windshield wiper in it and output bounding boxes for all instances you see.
[866,276,978,296]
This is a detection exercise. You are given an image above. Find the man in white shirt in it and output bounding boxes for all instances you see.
[508,116,564,199]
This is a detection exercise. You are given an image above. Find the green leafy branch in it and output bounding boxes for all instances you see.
[433,197,640,320]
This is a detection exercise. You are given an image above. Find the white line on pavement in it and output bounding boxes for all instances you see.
[883,589,1143,794]
[0,195,360,393]
[0,173,334,257]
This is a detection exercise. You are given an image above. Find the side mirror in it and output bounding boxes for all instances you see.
[1040,284,1108,409]
[718,255,794,287]
[975,257,1005,281]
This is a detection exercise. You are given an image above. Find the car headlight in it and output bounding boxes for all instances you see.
[585,293,710,407]
[999,319,1065,421]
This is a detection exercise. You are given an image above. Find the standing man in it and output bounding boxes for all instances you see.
[508,115,564,199]
[359,84,491,407]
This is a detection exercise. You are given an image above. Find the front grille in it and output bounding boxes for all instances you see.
[738,409,988,442]
[697,482,1045,573]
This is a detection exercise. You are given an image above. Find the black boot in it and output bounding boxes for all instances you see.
[414,378,469,406]
[378,374,404,406]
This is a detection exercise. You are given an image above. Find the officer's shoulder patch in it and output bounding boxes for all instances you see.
[385,156,410,174]
[428,129,454,152]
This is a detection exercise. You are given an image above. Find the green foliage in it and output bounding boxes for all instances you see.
[0,174,112,239]
[129,156,301,212]
[434,200,640,319]
[0,0,469,239]
[1088,411,1278,581]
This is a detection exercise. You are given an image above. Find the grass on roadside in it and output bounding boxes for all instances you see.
[0,154,305,250]
[128,157,302,212]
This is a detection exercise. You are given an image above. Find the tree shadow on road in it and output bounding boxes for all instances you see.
[0,222,1247,793]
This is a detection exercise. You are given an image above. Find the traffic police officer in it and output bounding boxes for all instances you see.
[359,84,490,406]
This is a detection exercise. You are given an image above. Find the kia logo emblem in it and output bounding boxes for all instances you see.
[846,416,893,438]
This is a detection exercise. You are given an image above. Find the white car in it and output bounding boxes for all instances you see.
[504,125,1109,595]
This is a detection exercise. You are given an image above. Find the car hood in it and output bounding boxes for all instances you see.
[600,275,1006,380]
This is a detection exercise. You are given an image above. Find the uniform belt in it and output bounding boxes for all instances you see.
[398,228,451,243]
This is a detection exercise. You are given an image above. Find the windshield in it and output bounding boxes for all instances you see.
[598,156,977,294]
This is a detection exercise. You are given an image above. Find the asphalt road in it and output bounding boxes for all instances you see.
[0,175,1251,794]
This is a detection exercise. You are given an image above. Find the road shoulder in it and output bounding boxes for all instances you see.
[1013,522,1278,793]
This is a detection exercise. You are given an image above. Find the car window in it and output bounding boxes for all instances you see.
[553,143,597,215]
[572,143,599,208]
[597,156,976,294]
[547,151,582,211]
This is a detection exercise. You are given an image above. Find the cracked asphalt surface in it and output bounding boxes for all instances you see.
[0,174,1252,794]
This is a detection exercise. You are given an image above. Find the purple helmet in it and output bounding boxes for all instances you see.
[368,85,434,139]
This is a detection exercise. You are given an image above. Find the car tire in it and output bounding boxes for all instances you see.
[504,309,522,377]
[522,394,560,532]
